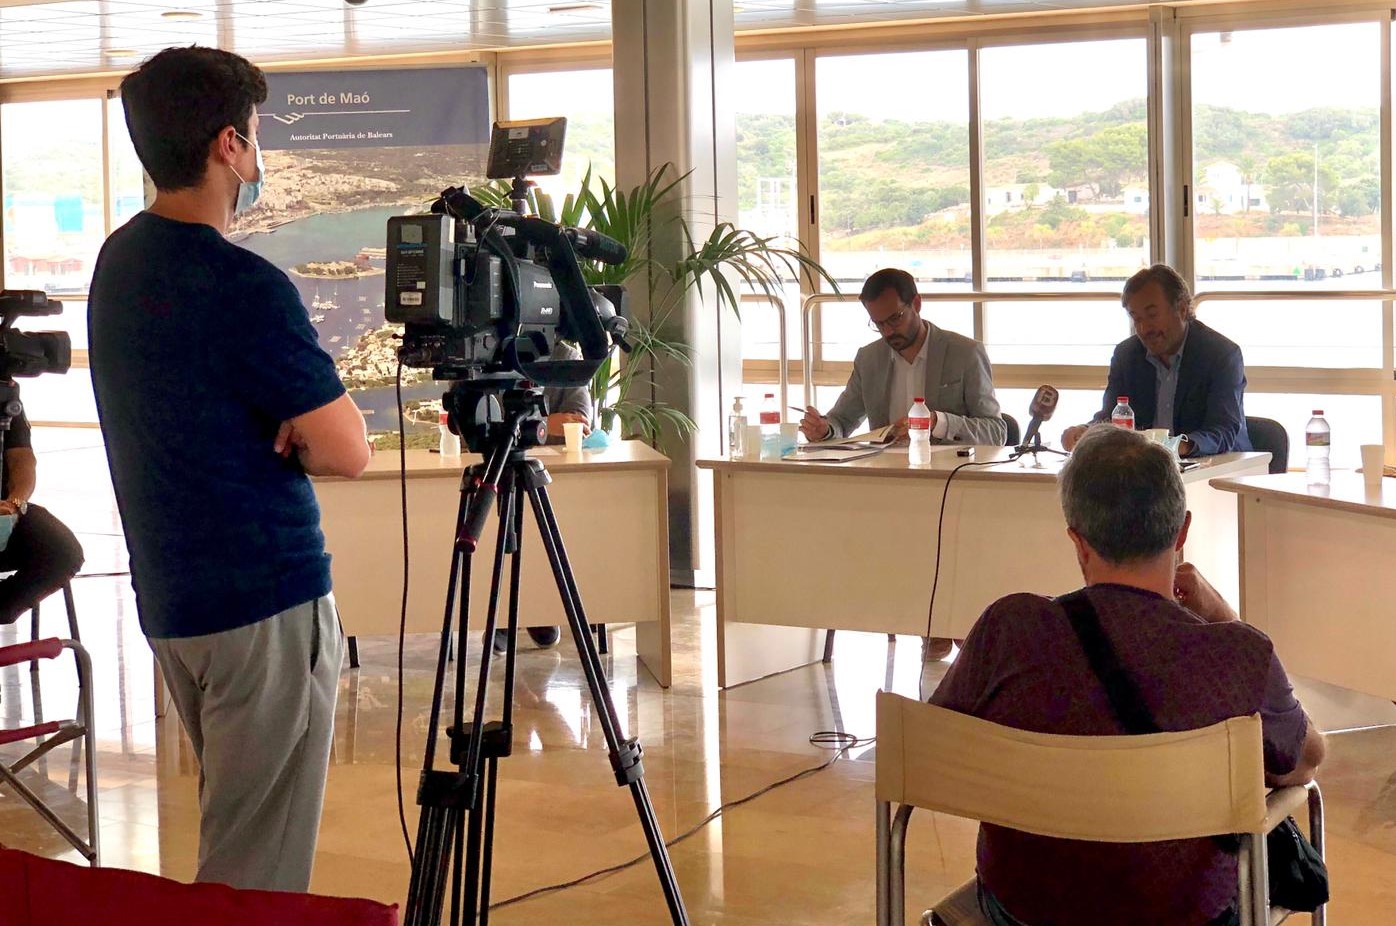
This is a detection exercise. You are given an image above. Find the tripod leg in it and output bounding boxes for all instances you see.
[524,477,690,926]
[461,467,524,924]
[406,471,479,926]
[478,757,501,926]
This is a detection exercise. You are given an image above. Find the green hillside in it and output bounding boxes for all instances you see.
[733,99,1380,248]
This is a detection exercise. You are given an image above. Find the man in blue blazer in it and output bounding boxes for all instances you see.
[1063,264,1250,457]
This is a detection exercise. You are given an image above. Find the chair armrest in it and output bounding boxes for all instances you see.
[1264,785,1311,833]
[0,637,63,669]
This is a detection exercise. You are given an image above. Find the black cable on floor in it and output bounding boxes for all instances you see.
[394,358,414,865]
[486,730,875,912]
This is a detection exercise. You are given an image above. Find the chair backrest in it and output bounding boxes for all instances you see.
[1245,416,1288,474]
[875,691,1267,842]
[1001,414,1020,447]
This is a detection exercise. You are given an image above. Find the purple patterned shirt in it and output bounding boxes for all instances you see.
[930,583,1307,926]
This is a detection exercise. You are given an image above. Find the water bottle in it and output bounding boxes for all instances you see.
[1305,410,1330,488]
[759,393,781,460]
[728,396,748,460]
[438,411,460,458]
[1111,396,1136,430]
[908,397,933,465]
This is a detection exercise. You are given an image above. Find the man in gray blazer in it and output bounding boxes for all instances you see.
[800,268,1006,446]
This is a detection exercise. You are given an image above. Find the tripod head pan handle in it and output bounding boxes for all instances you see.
[458,481,498,553]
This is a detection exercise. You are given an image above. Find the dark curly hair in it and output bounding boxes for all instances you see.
[120,46,268,192]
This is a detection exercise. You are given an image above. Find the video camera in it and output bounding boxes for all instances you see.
[0,291,71,381]
[385,118,631,389]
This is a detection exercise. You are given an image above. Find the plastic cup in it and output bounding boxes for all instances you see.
[564,421,585,453]
[1360,444,1384,488]
[779,423,799,456]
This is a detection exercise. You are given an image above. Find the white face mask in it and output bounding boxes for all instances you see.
[230,131,264,214]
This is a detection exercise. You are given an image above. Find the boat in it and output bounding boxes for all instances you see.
[311,313,325,323]
[329,335,342,343]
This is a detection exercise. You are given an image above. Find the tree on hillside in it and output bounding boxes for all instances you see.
[1263,151,1338,214]
[1046,123,1146,199]
[1337,177,1380,217]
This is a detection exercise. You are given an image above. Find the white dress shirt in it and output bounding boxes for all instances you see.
[887,322,949,438]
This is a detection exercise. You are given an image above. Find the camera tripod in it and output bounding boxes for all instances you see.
[404,381,689,926]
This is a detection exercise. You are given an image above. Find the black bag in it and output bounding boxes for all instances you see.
[1266,816,1329,912]
[1057,590,1329,914]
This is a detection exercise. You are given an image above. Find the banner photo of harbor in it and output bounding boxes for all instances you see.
[229,67,490,442]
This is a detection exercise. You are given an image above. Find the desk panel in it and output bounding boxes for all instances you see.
[316,444,672,687]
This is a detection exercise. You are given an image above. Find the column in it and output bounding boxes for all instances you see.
[612,0,741,585]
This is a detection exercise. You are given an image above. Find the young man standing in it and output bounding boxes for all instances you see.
[89,47,370,892]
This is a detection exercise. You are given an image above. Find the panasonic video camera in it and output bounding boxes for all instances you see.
[385,118,630,388]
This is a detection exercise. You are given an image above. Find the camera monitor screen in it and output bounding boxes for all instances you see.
[485,117,567,180]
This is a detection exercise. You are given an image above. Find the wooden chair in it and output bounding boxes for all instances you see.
[874,691,1325,926]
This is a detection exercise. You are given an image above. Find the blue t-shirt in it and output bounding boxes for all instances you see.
[89,212,347,639]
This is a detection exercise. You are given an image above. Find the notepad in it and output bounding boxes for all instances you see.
[783,446,884,463]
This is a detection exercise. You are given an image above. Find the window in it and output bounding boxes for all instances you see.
[1191,23,1381,290]
[735,56,801,374]
[812,49,973,373]
[507,67,615,204]
[979,38,1147,367]
[815,50,971,297]
[2,99,105,295]
[109,96,148,229]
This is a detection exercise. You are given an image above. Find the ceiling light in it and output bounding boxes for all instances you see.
[548,3,603,13]
[106,48,138,57]
[161,10,203,20]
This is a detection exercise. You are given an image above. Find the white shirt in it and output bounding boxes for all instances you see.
[888,322,950,438]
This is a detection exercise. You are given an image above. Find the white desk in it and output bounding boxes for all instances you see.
[700,446,1270,688]
[314,441,673,687]
[1212,473,1396,702]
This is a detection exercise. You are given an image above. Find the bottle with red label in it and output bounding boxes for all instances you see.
[759,393,781,459]
[1111,396,1135,430]
[438,410,460,458]
[908,397,933,465]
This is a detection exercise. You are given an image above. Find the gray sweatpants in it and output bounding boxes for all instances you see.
[150,594,343,892]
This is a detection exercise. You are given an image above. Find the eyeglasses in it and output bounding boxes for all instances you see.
[868,309,911,332]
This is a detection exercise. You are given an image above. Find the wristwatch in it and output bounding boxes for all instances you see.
[8,497,27,516]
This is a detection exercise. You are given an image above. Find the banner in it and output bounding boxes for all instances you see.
[257,66,490,151]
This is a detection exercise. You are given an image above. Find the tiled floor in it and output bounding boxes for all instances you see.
[2,429,1395,923]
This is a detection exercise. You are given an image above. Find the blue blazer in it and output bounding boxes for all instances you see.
[1092,319,1251,455]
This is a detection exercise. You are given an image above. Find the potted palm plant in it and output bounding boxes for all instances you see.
[475,165,836,442]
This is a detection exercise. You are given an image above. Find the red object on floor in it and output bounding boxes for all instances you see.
[0,848,399,925]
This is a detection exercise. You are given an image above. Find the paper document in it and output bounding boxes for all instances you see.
[807,424,899,448]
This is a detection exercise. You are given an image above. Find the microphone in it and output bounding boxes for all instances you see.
[1018,385,1059,450]
[563,227,628,265]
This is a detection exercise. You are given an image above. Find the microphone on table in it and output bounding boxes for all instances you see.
[1015,385,1063,457]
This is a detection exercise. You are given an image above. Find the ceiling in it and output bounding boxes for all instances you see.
[0,0,1178,81]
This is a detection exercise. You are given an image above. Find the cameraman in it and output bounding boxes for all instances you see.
[88,47,370,893]
[0,399,84,625]
[544,341,593,442]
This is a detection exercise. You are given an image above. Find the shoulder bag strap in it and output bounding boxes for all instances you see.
[1057,589,1160,735]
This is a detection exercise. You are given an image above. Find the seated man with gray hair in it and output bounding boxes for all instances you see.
[930,424,1325,926]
